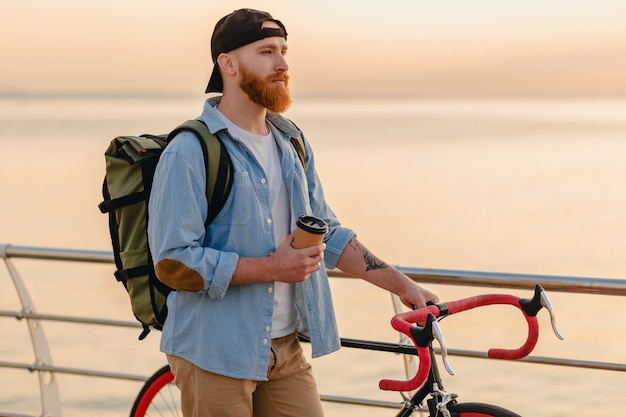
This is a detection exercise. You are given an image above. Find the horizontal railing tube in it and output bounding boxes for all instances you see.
[330,267,626,297]
[0,309,141,328]
[2,243,625,296]
[1,244,113,264]
[0,360,148,382]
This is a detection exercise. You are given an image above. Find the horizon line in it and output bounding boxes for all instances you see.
[2,91,626,101]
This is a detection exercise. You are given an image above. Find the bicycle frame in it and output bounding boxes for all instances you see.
[333,337,450,416]
[313,335,490,416]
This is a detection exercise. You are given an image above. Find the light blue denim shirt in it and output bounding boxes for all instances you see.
[148,96,355,380]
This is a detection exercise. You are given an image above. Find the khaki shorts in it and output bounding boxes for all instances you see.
[167,333,325,417]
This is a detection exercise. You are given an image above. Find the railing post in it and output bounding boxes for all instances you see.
[3,250,62,417]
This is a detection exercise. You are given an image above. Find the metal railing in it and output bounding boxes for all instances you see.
[1,243,625,416]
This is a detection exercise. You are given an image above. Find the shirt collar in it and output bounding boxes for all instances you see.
[201,95,301,140]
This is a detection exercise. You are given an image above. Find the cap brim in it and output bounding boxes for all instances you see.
[205,65,223,93]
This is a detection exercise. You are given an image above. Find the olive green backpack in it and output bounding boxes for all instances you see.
[99,119,306,339]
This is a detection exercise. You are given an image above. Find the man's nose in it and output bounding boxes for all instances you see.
[276,54,288,72]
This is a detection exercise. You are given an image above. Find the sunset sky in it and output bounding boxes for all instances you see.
[2,0,626,97]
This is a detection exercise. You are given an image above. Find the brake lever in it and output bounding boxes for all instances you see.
[431,319,454,376]
[520,284,564,341]
[540,289,564,340]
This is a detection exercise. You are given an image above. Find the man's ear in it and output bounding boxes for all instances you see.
[217,53,237,76]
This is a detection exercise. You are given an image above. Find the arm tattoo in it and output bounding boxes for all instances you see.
[350,239,390,272]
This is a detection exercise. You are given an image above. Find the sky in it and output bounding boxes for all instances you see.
[2,0,626,98]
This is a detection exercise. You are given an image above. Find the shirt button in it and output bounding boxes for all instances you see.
[267,287,273,293]
[266,218,272,224]
[265,326,271,332]
[260,178,267,184]
[263,338,269,345]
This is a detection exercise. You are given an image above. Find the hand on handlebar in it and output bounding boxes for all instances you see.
[379,285,563,392]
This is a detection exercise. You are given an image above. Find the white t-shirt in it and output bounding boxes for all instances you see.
[216,110,296,338]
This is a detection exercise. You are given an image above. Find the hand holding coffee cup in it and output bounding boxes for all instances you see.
[293,215,328,249]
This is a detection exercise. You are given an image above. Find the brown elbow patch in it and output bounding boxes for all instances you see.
[155,259,205,291]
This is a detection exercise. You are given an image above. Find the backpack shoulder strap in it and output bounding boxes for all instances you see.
[168,120,234,227]
[290,136,306,171]
[166,118,303,227]
[285,119,306,170]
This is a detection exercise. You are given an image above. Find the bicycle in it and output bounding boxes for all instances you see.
[130,284,563,417]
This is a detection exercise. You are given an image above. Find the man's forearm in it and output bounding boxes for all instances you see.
[335,237,438,308]
[335,237,399,288]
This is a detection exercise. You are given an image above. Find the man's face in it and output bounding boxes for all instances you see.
[233,20,291,113]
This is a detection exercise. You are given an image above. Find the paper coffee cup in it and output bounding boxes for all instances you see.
[293,215,328,249]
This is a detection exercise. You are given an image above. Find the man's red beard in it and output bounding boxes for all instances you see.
[239,65,292,113]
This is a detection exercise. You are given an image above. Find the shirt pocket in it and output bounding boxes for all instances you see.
[214,171,253,225]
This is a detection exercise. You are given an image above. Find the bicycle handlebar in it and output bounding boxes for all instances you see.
[379,285,561,392]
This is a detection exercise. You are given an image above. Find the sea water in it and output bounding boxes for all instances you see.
[0,96,625,416]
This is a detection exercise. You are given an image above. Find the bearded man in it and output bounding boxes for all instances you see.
[148,8,438,417]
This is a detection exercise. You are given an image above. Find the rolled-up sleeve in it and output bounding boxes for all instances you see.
[148,133,239,296]
[322,227,355,269]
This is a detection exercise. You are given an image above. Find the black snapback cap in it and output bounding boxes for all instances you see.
[206,9,288,93]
